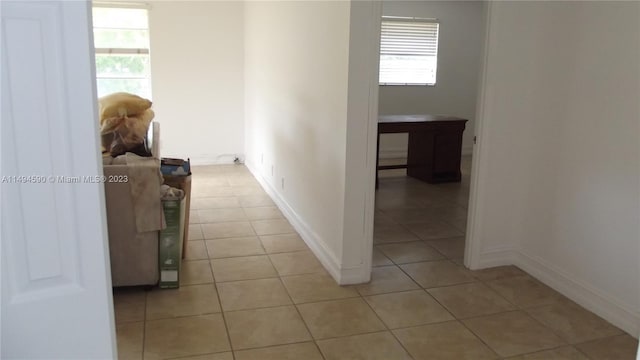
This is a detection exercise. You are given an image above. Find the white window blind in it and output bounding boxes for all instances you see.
[379,17,440,85]
[92,4,152,98]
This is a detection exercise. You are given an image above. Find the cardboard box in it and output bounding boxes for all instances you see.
[163,174,192,259]
[161,158,191,176]
[158,196,186,288]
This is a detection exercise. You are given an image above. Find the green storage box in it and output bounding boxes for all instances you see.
[158,195,186,288]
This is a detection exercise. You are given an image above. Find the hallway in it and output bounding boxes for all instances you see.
[113,160,638,359]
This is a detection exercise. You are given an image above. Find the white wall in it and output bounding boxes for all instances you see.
[149,1,244,164]
[469,1,640,337]
[244,1,379,284]
[378,1,485,157]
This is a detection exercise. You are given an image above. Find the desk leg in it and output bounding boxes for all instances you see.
[375,131,380,189]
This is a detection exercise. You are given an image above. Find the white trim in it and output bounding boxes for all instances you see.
[181,154,244,166]
[464,1,493,270]
[245,159,344,283]
[513,251,640,338]
[470,247,517,270]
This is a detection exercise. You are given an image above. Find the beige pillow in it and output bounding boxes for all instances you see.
[98,92,152,122]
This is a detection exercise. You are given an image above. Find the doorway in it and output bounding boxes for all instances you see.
[372,1,487,272]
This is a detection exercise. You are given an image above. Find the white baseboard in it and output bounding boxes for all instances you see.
[472,246,639,338]
[470,247,517,270]
[512,251,640,338]
[244,160,344,284]
[173,154,244,166]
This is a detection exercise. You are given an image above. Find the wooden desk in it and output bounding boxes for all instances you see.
[376,114,468,187]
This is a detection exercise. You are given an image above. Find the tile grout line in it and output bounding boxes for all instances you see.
[212,180,239,360]
[265,250,327,360]
[357,287,418,358]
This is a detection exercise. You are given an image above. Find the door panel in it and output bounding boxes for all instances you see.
[1,1,116,358]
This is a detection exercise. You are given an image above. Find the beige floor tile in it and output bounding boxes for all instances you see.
[185,241,208,261]
[205,237,265,259]
[400,260,476,288]
[381,207,440,224]
[239,195,275,208]
[471,265,526,281]
[297,298,386,339]
[217,278,292,311]
[377,241,444,264]
[228,176,260,187]
[425,237,466,259]
[161,354,232,360]
[192,186,235,198]
[269,251,324,276]
[231,186,266,196]
[373,224,422,244]
[251,219,295,236]
[260,233,309,254]
[113,288,146,323]
[243,206,284,220]
[445,216,468,232]
[427,282,516,319]
[180,260,214,285]
[144,314,230,359]
[355,265,420,296]
[374,210,397,226]
[525,301,622,343]
[191,197,241,210]
[317,331,413,360]
[393,321,498,360]
[116,321,144,360]
[486,275,564,308]
[225,305,311,350]
[211,255,277,282]
[462,311,565,357]
[192,177,230,188]
[575,334,638,360]
[145,284,221,320]
[281,273,359,304]
[201,222,256,239]
[374,194,425,210]
[505,346,588,360]
[198,208,248,223]
[404,220,464,240]
[189,210,201,224]
[364,290,453,329]
[176,353,234,360]
[372,247,394,266]
[188,224,204,240]
[234,342,323,360]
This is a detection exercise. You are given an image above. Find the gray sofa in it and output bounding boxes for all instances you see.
[103,122,163,287]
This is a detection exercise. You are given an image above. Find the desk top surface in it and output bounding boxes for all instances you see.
[379,114,467,123]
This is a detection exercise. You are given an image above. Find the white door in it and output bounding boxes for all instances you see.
[1,1,116,358]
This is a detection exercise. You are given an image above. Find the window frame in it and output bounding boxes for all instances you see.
[379,16,440,87]
[92,2,152,98]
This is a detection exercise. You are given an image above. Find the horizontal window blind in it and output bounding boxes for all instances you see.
[380,18,440,85]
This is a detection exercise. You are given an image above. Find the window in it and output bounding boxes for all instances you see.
[92,5,152,98]
[379,17,440,86]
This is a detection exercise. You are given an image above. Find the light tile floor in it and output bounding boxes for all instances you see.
[114,158,638,359]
